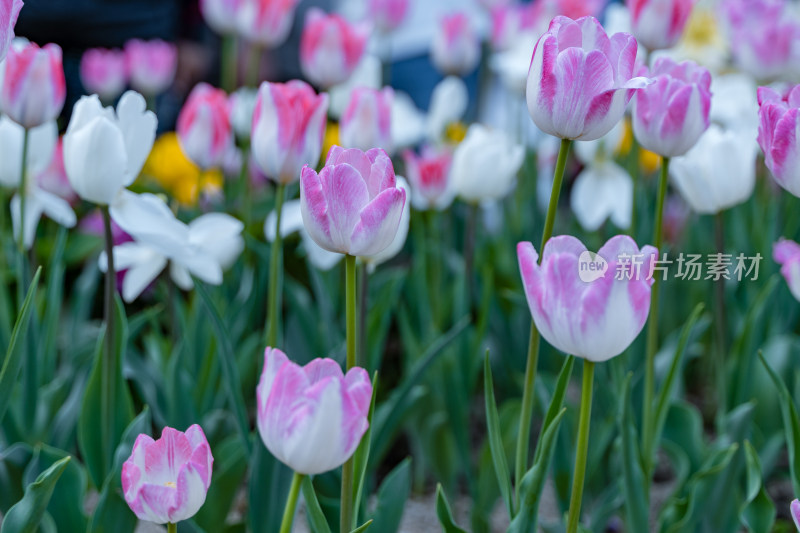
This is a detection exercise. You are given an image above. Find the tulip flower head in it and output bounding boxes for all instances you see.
[518,235,658,362]
[632,58,711,157]
[177,83,233,170]
[774,240,800,303]
[200,0,242,35]
[527,16,650,141]
[0,0,23,63]
[237,0,301,48]
[121,425,213,524]
[300,146,406,257]
[340,86,393,153]
[451,124,524,203]
[80,48,127,103]
[757,84,800,197]
[125,39,177,96]
[0,41,66,129]
[256,347,372,475]
[627,0,697,51]
[403,147,454,211]
[367,0,410,33]
[300,9,369,89]
[431,12,480,77]
[251,80,328,184]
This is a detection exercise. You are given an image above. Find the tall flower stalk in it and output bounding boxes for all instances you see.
[566,360,594,533]
[340,253,358,532]
[279,472,305,533]
[266,183,286,346]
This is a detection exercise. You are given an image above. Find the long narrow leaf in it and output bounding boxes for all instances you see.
[302,477,333,533]
[483,351,513,518]
[435,484,468,533]
[618,373,648,532]
[353,372,378,522]
[0,456,70,533]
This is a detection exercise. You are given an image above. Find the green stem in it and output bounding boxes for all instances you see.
[17,127,29,254]
[642,156,669,474]
[463,203,478,314]
[628,135,640,237]
[246,43,262,88]
[101,205,117,472]
[514,138,571,503]
[357,262,368,370]
[279,472,305,533]
[341,254,358,532]
[167,524,177,533]
[222,34,238,93]
[266,183,286,347]
[713,211,727,416]
[566,360,595,533]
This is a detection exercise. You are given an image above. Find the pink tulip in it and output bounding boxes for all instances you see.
[367,0,410,33]
[518,235,657,362]
[256,347,372,475]
[177,83,233,170]
[774,239,800,302]
[200,0,242,35]
[491,4,536,51]
[340,86,393,153]
[791,499,800,529]
[300,8,369,89]
[402,147,454,211]
[300,146,406,257]
[627,0,697,51]
[632,58,711,157]
[124,39,177,96]
[431,12,480,76]
[80,48,127,102]
[532,0,606,22]
[237,0,301,48]
[758,85,800,196]
[121,425,213,524]
[526,16,649,142]
[0,42,65,129]
[0,0,23,63]
[251,79,328,183]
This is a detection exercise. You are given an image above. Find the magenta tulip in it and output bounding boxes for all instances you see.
[526,16,649,141]
[80,48,127,102]
[627,0,697,51]
[300,8,369,89]
[774,239,800,302]
[177,83,232,170]
[121,425,213,524]
[251,79,328,183]
[758,84,800,197]
[632,57,711,157]
[518,235,657,362]
[0,0,22,63]
[256,347,372,475]
[125,39,177,96]
[300,146,406,257]
[237,0,301,48]
[431,12,480,76]
[340,86,393,153]
[367,0,409,33]
[0,42,65,129]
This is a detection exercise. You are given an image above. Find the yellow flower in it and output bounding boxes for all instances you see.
[444,121,468,144]
[639,148,661,174]
[143,132,224,206]
[321,121,339,166]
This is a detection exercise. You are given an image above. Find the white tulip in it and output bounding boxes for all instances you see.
[230,87,258,142]
[451,124,524,203]
[427,76,468,143]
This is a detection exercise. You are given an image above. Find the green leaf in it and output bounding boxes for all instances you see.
[370,458,411,533]
[353,372,378,523]
[302,477,333,533]
[349,520,373,533]
[483,351,513,518]
[618,373,648,533]
[0,456,70,533]
[533,355,574,465]
[0,267,41,424]
[194,436,248,530]
[23,445,87,532]
[435,484,468,533]
[741,441,775,532]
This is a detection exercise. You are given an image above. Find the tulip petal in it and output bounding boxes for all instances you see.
[64,116,129,205]
[322,162,370,253]
[116,91,158,183]
[349,186,405,257]
[300,166,335,252]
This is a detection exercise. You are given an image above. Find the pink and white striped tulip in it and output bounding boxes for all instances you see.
[431,12,480,77]
[200,0,242,35]
[0,42,65,129]
[340,86,393,153]
[237,0,301,48]
[791,499,800,529]
[300,8,369,89]
[632,58,711,157]
[774,240,800,302]
[627,0,697,51]
[256,347,372,475]
[80,48,127,102]
[526,16,650,141]
[518,235,658,362]
[121,425,213,524]
[0,0,23,63]
[251,80,328,183]
[125,39,177,96]
[403,147,454,211]
[757,85,800,197]
[367,0,410,33]
[491,4,536,51]
[177,83,232,170]
[300,146,406,257]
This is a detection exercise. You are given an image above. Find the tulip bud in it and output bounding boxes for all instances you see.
[340,86,393,153]
[431,12,480,76]
[451,124,523,203]
[200,0,242,35]
[0,0,23,63]
[0,41,65,129]
[125,39,177,96]
[758,85,800,197]
[300,146,406,257]
[80,48,127,103]
[627,0,697,51]
[177,83,232,170]
[300,8,369,89]
[402,147,454,211]
[237,0,300,48]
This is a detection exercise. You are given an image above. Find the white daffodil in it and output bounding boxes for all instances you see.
[265,199,342,272]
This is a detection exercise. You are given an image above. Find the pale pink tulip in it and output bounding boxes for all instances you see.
[121,425,213,524]
[431,12,480,76]
[256,347,372,475]
[177,83,232,170]
[791,499,800,529]
[367,0,409,33]
[237,0,301,48]
[251,79,328,183]
[632,58,711,157]
[80,48,127,102]
[627,0,697,51]
[526,16,649,141]
[125,39,177,96]
[0,42,65,129]
[300,8,369,89]
[531,0,606,23]
[518,235,657,362]
[340,86,393,153]
[758,85,800,197]
[491,4,536,51]
[0,0,23,63]
[200,0,242,35]
[774,240,800,302]
[402,147,454,211]
[300,146,406,257]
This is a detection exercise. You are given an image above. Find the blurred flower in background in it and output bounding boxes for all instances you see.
[125,39,178,97]
[451,124,523,203]
[1,41,65,129]
[758,84,800,197]
[430,12,480,77]
[0,0,23,63]
[144,132,223,206]
[774,240,800,302]
[628,0,697,52]
[200,0,242,36]
[300,8,369,89]
[340,86,394,153]
[367,0,410,33]
[237,0,301,48]
[80,48,127,103]
[403,146,454,211]
[176,82,233,170]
